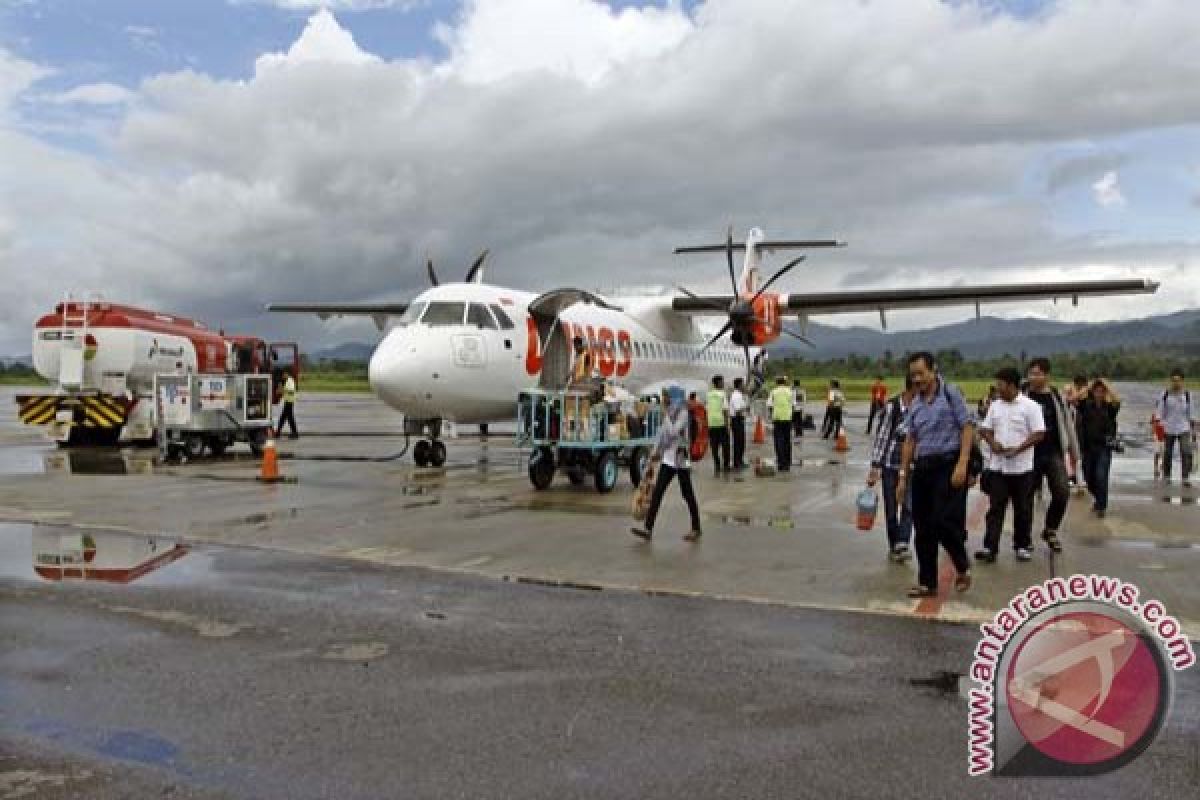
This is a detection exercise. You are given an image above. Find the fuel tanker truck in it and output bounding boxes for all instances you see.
[15,296,298,450]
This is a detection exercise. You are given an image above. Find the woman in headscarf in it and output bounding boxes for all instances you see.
[631,386,703,542]
[1076,378,1121,518]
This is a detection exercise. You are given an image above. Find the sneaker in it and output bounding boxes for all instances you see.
[1042,529,1063,553]
[891,544,911,562]
[1015,548,1033,562]
[974,549,997,563]
[683,530,702,542]
[630,527,652,541]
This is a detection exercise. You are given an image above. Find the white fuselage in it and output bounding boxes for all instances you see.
[367,283,752,424]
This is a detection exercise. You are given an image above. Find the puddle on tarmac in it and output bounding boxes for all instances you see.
[706,513,796,529]
[0,523,209,586]
[1073,536,1200,551]
[42,449,157,476]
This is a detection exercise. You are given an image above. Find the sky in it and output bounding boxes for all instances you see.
[1,0,1199,355]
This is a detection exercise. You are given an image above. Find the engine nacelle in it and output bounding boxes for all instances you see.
[731,293,783,346]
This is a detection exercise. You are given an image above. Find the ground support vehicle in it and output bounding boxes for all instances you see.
[154,373,274,462]
[516,389,661,493]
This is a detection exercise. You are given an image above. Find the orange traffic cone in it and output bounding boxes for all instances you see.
[753,415,766,444]
[258,430,281,483]
[835,425,849,453]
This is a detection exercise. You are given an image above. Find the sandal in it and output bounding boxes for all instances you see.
[955,572,972,592]
[907,586,937,598]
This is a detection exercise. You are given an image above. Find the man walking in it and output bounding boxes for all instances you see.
[729,377,749,471]
[867,376,915,562]
[706,375,731,475]
[770,376,794,471]
[896,352,973,598]
[1024,358,1079,553]
[976,367,1045,563]
[276,371,300,439]
[821,379,846,439]
[631,387,702,542]
[866,375,888,434]
[792,383,807,439]
[1157,369,1195,487]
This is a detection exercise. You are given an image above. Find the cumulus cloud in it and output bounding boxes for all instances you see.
[244,0,426,9]
[1046,151,1127,194]
[47,82,136,106]
[3,1,1200,354]
[1092,170,1126,208]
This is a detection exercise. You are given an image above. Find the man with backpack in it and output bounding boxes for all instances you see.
[1157,369,1195,487]
[1024,358,1080,554]
[867,376,915,562]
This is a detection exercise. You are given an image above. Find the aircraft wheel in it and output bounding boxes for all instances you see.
[429,440,447,468]
[594,451,618,494]
[528,447,555,490]
[413,440,431,467]
[629,447,649,488]
[183,434,206,460]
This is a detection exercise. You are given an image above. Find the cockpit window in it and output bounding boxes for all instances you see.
[489,304,515,330]
[396,302,427,327]
[422,302,466,327]
[467,303,498,330]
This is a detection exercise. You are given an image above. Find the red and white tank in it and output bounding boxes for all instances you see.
[33,301,229,394]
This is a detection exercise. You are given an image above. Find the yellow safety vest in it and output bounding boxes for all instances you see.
[770,386,793,421]
[706,389,726,428]
[283,377,297,403]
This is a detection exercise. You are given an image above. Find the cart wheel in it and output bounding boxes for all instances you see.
[529,447,555,490]
[566,468,586,486]
[429,440,447,468]
[629,447,648,488]
[208,437,227,457]
[413,440,431,467]
[184,435,206,460]
[594,451,618,493]
[248,430,266,457]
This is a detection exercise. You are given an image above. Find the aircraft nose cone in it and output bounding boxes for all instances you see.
[368,339,409,407]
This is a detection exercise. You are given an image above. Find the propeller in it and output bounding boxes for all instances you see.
[425,249,491,287]
[426,258,439,287]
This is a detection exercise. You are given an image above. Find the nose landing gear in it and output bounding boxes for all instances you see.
[412,438,446,468]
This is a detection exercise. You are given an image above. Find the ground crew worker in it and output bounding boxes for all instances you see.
[821,379,846,439]
[866,375,888,434]
[770,376,794,471]
[730,377,749,470]
[895,352,973,598]
[706,375,731,475]
[277,372,299,439]
[570,336,592,385]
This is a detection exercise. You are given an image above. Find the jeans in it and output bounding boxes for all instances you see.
[1032,451,1070,532]
[983,471,1035,552]
[731,414,746,468]
[881,467,912,549]
[1082,446,1113,511]
[709,426,730,472]
[773,419,792,470]
[1163,433,1194,479]
[911,455,970,590]
[644,463,701,532]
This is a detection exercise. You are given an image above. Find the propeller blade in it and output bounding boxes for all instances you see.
[750,255,806,304]
[427,258,440,287]
[725,225,738,294]
[780,327,815,348]
[464,249,490,283]
[676,286,730,312]
[694,319,734,362]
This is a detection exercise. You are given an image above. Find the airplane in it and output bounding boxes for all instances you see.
[267,227,1159,466]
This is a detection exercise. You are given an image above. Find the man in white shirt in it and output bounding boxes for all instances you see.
[977,366,1045,563]
[1156,369,1195,486]
[729,378,749,470]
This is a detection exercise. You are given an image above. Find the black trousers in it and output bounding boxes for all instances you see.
[911,456,970,590]
[709,426,730,472]
[276,402,298,437]
[773,419,792,470]
[983,470,1035,552]
[1032,451,1070,532]
[644,463,701,533]
[731,414,746,468]
[822,407,843,438]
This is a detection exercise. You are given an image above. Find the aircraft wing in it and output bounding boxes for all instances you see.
[670,278,1159,316]
[265,302,409,331]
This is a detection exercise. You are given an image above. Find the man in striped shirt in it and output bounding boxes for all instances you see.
[867,376,914,562]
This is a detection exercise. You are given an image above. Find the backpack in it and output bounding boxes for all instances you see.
[1162,390,1191,411]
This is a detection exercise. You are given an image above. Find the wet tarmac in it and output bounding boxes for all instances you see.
[1,386,1198,798]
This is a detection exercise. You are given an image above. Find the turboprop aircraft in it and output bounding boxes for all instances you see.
[267,228,1158,465]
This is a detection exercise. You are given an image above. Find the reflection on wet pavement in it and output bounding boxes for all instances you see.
[0,524,189,584]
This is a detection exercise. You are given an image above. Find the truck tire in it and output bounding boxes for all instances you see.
[594,451,618,493]
[208,437,227,457]
[183,435,206,460]
[528,447,555,490]
[629,447,649,488]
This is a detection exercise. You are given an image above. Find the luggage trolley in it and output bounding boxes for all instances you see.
[516,388,662,493]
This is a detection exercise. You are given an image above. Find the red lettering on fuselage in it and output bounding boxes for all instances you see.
[525,316,543,375]
[596,327,615,377]
[523,315,637,379]
[616,331,632,377]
